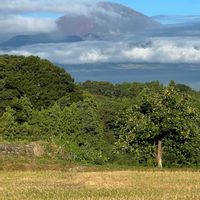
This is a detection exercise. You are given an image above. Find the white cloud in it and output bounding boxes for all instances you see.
[0,0,99,14]
[1,37,200,65]
[80,50,107,63]
[122,38,200,63]
[0,15,56,35]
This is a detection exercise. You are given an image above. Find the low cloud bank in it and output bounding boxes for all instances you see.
[1,37,200,66]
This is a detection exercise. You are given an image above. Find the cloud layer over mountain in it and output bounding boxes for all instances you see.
[56,2,159,36]
[0,0,99,40]
[0,1,159,42]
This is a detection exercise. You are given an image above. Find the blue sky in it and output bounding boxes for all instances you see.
[112,0,200,16]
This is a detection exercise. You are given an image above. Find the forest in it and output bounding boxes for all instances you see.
[0,55,200,168]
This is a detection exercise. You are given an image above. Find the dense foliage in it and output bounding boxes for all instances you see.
[115,81,199,167]
[0,55,200,167]
[0,55,82,116]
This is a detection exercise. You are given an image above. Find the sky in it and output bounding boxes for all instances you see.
[113,0,200,16]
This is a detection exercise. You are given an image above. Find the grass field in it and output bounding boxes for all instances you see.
[0,170,200,200]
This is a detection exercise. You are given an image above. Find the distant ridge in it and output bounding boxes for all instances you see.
[0,34,83,48]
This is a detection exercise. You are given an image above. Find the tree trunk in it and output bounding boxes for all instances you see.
[157,140,163,168]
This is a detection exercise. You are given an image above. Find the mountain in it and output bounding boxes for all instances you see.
[0,2,160,48]
[150,15,200,37]
[152,15,200,24]
[0,34,83,48]
[147,22,200,37]
[57,2,160,36]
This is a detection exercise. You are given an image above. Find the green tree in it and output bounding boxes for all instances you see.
[10,96,33,124]
[0,55,82,115]
[115,110,158,166]
[116,82,199,168]
[0,107,17,141]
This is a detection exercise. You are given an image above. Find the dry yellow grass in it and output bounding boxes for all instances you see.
[0,170,199,200]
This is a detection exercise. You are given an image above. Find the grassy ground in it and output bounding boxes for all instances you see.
[0,170,200,200]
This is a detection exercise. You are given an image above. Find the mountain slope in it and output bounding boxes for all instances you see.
[57,2,160,36]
